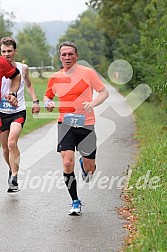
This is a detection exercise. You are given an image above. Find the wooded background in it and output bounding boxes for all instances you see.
[1,0,167,104]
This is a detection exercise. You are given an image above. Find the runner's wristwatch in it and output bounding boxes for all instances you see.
[9,92,17,98]
[33,100,39,104]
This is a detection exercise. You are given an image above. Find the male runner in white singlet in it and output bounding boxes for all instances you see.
[0,37,40,192]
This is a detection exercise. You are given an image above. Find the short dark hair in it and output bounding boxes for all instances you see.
[0,37,17,50]
[58,41,78,54]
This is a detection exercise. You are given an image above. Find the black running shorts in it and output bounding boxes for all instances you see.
[57,122,97,159]
[0,110,26,132]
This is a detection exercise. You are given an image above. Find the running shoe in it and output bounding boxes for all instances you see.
[8,169,12,183]
[7,175,19,192]
[79,157,93,183]
[68,199,82,216]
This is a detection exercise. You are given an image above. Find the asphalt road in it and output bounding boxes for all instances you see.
[0,84,137,252]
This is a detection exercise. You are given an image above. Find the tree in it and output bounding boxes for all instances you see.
[57,9,109,73]
[0,6,15,37]
[139,1,167,99]
[16,24,51,67]
[154,26,167,101]
[88,0,167,102]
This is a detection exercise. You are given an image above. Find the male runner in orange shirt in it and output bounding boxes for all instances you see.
[43,41,109,215]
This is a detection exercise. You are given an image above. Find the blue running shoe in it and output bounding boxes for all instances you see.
[68,199,82,216]
[79,157,93,183]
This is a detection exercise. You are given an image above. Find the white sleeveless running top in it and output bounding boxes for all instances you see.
[0,62,26,114]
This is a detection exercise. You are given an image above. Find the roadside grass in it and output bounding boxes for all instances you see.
[21,77,57,136]
[124,101,167,251]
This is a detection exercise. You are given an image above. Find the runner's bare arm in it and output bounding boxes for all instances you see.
[7,70,21,107]
[83,87,109,112]
[23,65,40,114]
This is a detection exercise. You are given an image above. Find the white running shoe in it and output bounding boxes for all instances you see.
[68,199,82,216]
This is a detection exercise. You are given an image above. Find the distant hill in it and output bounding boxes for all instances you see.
[13,20,72,46]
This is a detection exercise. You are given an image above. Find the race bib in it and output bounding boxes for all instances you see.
[63,113,85,127]
[0,99,16,111]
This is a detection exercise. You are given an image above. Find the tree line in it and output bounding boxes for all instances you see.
[87,0,167,103]
[0,1,166,103]
[0,9,51,67]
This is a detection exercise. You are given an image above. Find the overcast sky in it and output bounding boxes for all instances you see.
[0,0,88,22]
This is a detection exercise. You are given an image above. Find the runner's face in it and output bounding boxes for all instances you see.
[60,46,78,71]
[0,44,16,63]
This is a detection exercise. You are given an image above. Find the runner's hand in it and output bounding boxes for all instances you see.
[6,94,18,108]
[82,101,94,112]
[32,104,40,114]
[45,100,55,112]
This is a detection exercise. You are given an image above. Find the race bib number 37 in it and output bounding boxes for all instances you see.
[0,99,16,111]
[63,113,85,127]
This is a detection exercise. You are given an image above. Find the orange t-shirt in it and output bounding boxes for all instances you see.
[44,63,105,125]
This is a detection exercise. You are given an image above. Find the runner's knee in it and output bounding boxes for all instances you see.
[8,139,17,150]
[63,159,74,173]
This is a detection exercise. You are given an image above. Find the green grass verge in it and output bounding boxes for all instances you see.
[22,77,57,136]
[124,101,167,252]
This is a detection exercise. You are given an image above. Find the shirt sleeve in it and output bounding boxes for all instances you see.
[9,67,20,79]
[44,76,56,99]
[0,57,18,79]
[90,69,105,92]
